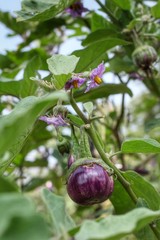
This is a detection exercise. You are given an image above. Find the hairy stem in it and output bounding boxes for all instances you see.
[70,92,137,203]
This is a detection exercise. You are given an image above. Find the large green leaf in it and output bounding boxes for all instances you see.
[110,179,135,214]
[135,198,157,240]
[82,29,120,46]
[0,193,48,240]
[42,189,75,237]
[73,38,130,72]
[110,170,160,218]
[16,0,74,22]
[75,208,160,240]
[124,171,160,211]
[47,54,79,89]
[74,84,132,102]
[121,138,160,153]
[0,91,68,173]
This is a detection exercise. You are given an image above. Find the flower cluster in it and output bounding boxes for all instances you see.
[66,1,88,18]
[65,63,105,93]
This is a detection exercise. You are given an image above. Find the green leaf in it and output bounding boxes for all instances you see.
[151,1,160,19]
[20,56,42,97]
[0,193,48,240]
[0,77,22,97]
[109,56,135,73]
[145,118,160,132]
[0,91,68,173]
[1,215,49,240]
[67,114,84,127]
[110,179,135,214]
[0,11,29,34]
[73,38,130,72]
[42,189,75,237]
[75,208,160,240]
[124,171,160,211]
[82,29,120,46]
[47,54,79,89]
[0,176,18,193]
[91,12,115,32]
[111,170,160,218]
[113,0,131,10]
[135,198,156,240]
[16,0,74,22]
[83,102,93,115]
[74,84,132,102]
[121,138,160,153]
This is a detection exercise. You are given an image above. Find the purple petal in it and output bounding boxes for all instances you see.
[39,115,68,127]
[85,81,98,93]
[65,2,88,18]
[90,63,105,80]
[65,76,86,90]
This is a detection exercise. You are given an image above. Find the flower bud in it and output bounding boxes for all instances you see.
[57,139,71,155]
[67,158,114,205]
[132,45,157,70]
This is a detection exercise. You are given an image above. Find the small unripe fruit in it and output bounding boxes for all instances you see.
[132,45,157,70]
[67,160,114,205]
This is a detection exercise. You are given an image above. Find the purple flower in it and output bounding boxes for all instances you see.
[85,63,105,93]
[39,115,68,128]
[65,76,86,90]
[65,1,88,17]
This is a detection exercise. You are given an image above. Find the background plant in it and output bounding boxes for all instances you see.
[0,0,160,239]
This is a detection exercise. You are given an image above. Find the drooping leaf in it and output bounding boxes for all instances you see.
[42,189,75,237]
[121,138,160,153]
[0,91,68,173]
[74,84,132,102]
[16,0,74,22]
[47,54,79,89]
[75,208,160,240]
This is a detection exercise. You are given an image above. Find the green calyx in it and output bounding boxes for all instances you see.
[132,45,157,69]
[66,158,114,181]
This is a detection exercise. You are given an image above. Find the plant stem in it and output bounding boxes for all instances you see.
[70,92,137,204]
[95,0,120,26]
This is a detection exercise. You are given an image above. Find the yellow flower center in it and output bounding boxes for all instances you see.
[94,76,102,84]
[72,80,78,88]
